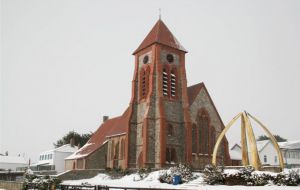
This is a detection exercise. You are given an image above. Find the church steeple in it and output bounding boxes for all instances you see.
[133,19,187,55]
[127,19,192,168]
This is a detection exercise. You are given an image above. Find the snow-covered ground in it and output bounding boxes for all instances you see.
[63,170,199,189]
[62,169,300,190]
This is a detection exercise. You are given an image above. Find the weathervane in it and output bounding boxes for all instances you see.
[159,8,161,20]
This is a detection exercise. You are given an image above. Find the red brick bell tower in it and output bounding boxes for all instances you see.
[125,19,192,168]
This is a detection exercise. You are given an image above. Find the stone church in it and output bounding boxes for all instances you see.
[65,19,231,170]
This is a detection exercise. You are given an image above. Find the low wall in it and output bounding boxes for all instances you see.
[57,169,105,181]
[0,181,23,190]
[224,166,282,172]
[33,170,57,176]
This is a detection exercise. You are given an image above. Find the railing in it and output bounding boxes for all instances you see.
[58,184,182,190]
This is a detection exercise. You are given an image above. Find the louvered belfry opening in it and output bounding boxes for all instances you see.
[162,67,177,99]
[139,66,150,100]
[170,69,176,97]
[141,69,146,97]
[162,68,169,97]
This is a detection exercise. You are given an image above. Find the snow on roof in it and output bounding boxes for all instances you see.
[278,140,300,149]
[0,156,27,164]
[256,140,270,152]
[55,144,78,153]
[40,144,78,155]
[65,143,94,160]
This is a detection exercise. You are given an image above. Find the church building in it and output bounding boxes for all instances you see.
[65,19,231,170]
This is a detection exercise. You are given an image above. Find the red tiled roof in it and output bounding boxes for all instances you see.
[133,19,187,54]
[68,108,130,159]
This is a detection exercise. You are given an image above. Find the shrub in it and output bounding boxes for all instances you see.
[158,163,195,184]
[137,167,151,180]
[105,167,129,179]
[22,173,61,190]
[203,165,300,186]
[203,165,224,185]
[250,173,274,186]
[274,170,300,186]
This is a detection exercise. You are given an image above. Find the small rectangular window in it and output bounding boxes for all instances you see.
[264,155,267,163]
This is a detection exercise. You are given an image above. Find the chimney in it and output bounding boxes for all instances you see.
[70,138,75,147]
[103,116,109,122]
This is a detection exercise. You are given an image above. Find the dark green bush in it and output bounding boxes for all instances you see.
[274,170,299,186]
[158,163,195,184]
[137,167,151,179]
[203,165,300,186]
[22,173,61,190]
[203,165,224,185]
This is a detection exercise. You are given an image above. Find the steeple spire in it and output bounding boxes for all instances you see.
[133,19,187,54]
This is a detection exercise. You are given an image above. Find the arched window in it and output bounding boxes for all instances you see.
[139,67,149,100]
[138,152,143,168]
[198,111,209,154]
[210,127,216,154]
[120,139,125,160]
[167,124,174,136]
[166,147,177,164]
[170,69,177,97]
[162,68,169,97]
[111,141,114,160]
[115,142,119,160]
[171,148,177,163]
[192,124,197,153]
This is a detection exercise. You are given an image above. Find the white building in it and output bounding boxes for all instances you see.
[230,140,300,168]
[229,143,242,166]
[0,155,28,171]
[279,140,300,168]
[32,144,78,174]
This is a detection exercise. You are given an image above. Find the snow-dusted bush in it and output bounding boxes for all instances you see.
[203,165,300,186]
[158,163,195,184]
[251,173,274,186]
[223,166,274,186]
[22,173,61,190]
[137,167,151,180]
[105,167,130,179]
[274,170,300,186]
[203,165,224,185]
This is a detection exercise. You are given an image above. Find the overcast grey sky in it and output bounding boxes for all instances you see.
[1,0,300,162]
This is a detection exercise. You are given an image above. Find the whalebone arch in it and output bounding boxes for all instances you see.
[212,111,284,171]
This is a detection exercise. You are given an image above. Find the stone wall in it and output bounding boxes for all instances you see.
[57,169,104,181]
[85,143,108,169]
[189,87,230,168]
[189,88,223,134]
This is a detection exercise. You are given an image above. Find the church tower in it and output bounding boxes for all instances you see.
[126,19,192,168]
